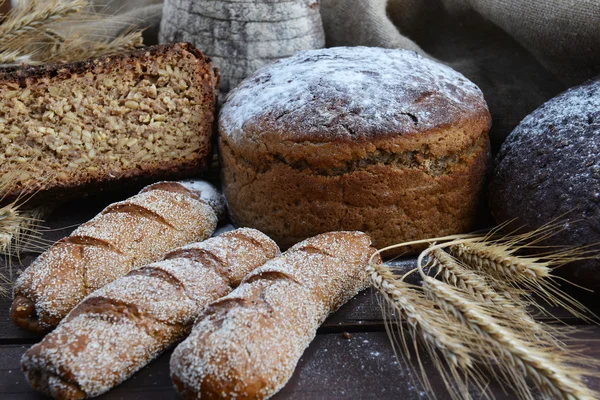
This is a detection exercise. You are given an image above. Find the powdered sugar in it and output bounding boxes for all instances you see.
[221,46,487,143]
[170,231,377,399]
[12,181,218,332]
[491,78,600,280]
[21,228,279,398]
[179,180,226,219]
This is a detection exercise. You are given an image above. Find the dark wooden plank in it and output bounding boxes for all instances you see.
[0,0,10,15]
[1,198,599,342]
[3,328,600,399]
[2,284,599,343]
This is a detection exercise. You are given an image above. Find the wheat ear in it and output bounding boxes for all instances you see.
[368,262,492,399]
[0,170,54,286]
[0,0,86,46]
[449,240,597,323]
[47,29,142,62]
[423,277,597,400]
[450,241,551,281]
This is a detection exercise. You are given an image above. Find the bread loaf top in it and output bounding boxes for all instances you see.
[490,78,600,292]
[0,42,217,88]
[220,46,490,167]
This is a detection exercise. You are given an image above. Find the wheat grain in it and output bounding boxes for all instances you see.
[370,263,473,368]
[48,29,142,62]
[0,0,145,65]
[423,277,596,400]
[0,205,21,254]
[448,240,597,323]
[430,248,512,303]
[0,0,86,47]
[449,241,551,281]
[368,263,490,399]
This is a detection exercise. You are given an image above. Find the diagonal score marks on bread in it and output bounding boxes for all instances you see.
[368,222,600,400]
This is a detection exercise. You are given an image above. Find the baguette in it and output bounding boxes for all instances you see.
[0,43,219,203]
[21,228,280,400]
[170,231,380,399]
[11,180,224,332]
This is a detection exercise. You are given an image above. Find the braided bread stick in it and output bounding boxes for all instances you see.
[11,180,225,332]
[170,231,380,399]
[21,228,279,400]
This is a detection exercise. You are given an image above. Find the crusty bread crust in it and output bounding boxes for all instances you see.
[21,228,279,400]
[219,47,491,252]
[11,180,221,332]
[170,231,380,399]
[0,43,219,203]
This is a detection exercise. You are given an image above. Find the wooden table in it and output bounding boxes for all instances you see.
[1,194,599,399]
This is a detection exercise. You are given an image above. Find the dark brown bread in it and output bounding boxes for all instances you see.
[219,47,491,253]
[21,228,280,400]
[11,180,223,332]
[170,231,381,399]
[490,78,600,294]
[0,43,219,202]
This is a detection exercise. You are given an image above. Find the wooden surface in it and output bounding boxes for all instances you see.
[1,195,600,399]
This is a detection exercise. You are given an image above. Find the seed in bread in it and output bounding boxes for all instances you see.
[20,228,280,400]
[11,180,224,332]
[0,43,219,202]
[170,231,381,399]
[219,46,491,253]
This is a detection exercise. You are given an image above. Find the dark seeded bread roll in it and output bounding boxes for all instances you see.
[219,46,491,253]
[0,43,219,202]
[21,228,279,400]
[11,180,224,332]
[170,231,381,399]
[490,78,600,294]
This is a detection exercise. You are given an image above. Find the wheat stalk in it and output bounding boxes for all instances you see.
[371,226,600,399]
[0,171,53,290]
[0,0,86,47]
[369,262,486,399]
[370,263,474,368]
[427,248,564,343]
[46,29,142,62]
[447,240,596,323]
[423,277,596,400]
[0,0,144,65]
[449,241,551,281]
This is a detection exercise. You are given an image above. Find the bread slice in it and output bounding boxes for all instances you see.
[0,43,219,201]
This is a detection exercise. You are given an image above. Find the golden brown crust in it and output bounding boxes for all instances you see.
[11,180,221,332]
[0,43,219,203]
[219,47,491,252]
[222,130,490,251]
[170,231,380,399]
[21,228,279,400]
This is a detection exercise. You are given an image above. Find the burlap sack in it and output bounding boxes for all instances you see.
[99,0,599,148]
[321,0,600,147]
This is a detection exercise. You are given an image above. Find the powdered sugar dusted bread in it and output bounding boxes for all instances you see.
[21,228,279,400]
[11,180,222,333]
[219,46,491,252]
[490,78,600,294]
[170,231,380,399]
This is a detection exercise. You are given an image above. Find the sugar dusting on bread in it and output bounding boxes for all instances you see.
[21,228,280,398]
[11,180,220,332]
[178,180,227,219]
[170,231,380,399]
[221,46,487,142]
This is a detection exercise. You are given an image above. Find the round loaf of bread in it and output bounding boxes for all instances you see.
[219,47,491,251]
[490,79,600,294]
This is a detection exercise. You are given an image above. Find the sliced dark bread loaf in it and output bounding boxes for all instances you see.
[0,43,219,201]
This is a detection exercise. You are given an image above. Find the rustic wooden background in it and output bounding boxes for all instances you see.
[1,193,599,399]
